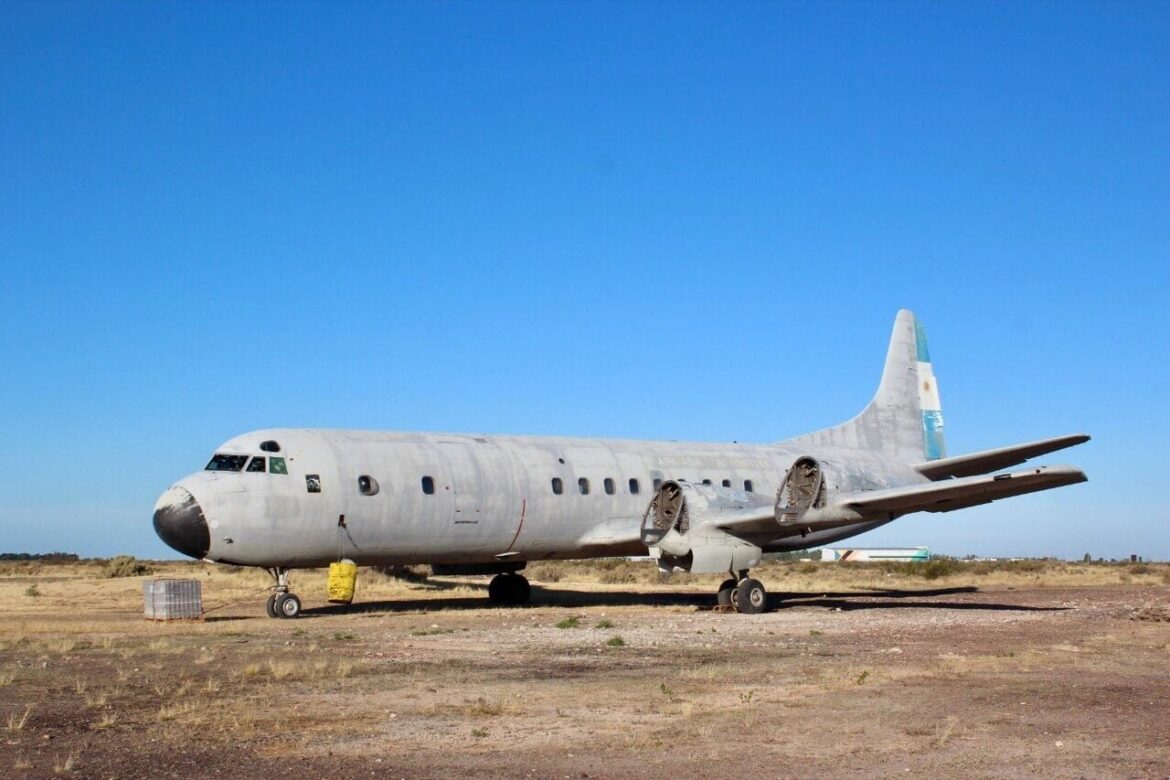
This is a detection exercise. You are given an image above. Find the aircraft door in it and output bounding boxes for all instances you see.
[439,442,484,525]
[437,440,523,554]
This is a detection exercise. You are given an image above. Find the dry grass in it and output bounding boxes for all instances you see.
[6,705,33,732]
[0,557,1167,777]
[90,712,118,730]
[52,752,78,774]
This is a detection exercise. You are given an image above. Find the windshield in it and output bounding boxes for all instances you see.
[205,454,248,472]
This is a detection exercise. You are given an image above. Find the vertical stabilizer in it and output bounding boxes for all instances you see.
[786,310,946,463]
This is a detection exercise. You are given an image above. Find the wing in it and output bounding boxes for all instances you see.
[575,515,647,556]
[841,465,1087,516]
[914,434,1089,480]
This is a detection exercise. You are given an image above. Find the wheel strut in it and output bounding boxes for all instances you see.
[265,567,301,618]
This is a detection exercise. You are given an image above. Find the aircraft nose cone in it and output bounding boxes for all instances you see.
[153,486,210,559]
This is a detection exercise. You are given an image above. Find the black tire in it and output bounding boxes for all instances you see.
[716,578,737,608]
[275,593,302,618]
[488,574,530,605]
[488,574,509,605]
[265,594,279,618]
[508,574,530,605]
[737,578,767,614]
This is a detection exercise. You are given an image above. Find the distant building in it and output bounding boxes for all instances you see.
[819,547,930,562]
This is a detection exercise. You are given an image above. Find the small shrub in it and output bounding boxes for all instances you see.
[467,697,502,716]
[919,558,963,580]
[598,570,635,585]
[595,619,615,629]
[103,556,152,578]
[555,617,580,629]
[24,584,40,597]
[6,705,32,732]
[605,635,625,648]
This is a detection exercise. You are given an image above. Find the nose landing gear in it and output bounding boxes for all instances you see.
[265,568,302,618]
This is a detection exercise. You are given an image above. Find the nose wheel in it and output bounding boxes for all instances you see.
[265,568,302,618]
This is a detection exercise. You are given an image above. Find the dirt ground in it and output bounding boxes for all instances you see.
[1,561,1168,779]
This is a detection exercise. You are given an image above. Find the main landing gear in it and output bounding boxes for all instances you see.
[487,572,530,606]
[716,572,769,614]
[265,567,302,619]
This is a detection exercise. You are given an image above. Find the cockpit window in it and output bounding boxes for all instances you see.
[205,454,248,472]
[246,457,266,473]
[269,457,288,475]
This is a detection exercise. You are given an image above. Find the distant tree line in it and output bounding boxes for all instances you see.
[0,552,79,562]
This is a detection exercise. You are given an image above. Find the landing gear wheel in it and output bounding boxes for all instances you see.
[509,574,531,605]
[488,573,530,606]
[274,593,302,618]
[716,578,737,609]
[736,578,767,614]
[265,594,279,618]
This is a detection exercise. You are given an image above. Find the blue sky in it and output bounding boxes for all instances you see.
[2,1,1167,560]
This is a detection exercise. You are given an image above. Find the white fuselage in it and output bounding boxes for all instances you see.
[167,428,925,568]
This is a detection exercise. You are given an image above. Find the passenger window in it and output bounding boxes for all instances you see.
[578,478,590,495]
[246,457,266,473]
[551,477,563,495]
[269,457,288,475]
[702,479,712,485]
[358,475,379,496]
[744,479,754,492]
[629,478,640,495]
[604,478,615,495]
[305,474,322,493]
[721,479,732,488]
[421,476,435,495]
[653,478,662,491]
[260,440,281,453]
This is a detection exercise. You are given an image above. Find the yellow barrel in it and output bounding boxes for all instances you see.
[327,559,358,604]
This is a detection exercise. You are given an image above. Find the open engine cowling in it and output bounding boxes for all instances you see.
[641,480,773,574]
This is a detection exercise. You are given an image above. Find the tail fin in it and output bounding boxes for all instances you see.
[787,309,946,463]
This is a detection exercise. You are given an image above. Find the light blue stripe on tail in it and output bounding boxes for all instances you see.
[915,319,946,460]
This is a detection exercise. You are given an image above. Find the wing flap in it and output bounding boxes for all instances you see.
[841,465,1087,516]
[915,434,1090,480]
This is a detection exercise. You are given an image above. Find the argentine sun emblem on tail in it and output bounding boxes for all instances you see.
[915,319,946,460]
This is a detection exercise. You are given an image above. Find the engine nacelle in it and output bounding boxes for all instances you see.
[641,480,771,574]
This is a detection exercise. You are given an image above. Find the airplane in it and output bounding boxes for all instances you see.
[153,310,1089,617]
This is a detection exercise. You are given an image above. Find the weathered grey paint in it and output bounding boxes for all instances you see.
[153,310,1089,576]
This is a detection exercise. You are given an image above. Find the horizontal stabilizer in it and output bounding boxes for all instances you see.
[914,434,1089,480]
[841,465,1087,517]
